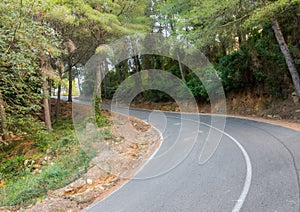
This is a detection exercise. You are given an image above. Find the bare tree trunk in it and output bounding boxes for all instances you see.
[103,59,109,99]
[41,59,52,132]
[0,90,9,141]
[94,59,103,126]
[95,60,102,98]
[48,78,52,117]
[77,74,82,95]
[133,55,144,97]
[67,56,73,102]
[43,79,52,131]
[272,19,300,99]
[56,84,61,119]
[176,52,185,82]
[56,63,63,119]
[65,39,76,102]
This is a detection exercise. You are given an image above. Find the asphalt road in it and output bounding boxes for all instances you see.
[69,97,300,211]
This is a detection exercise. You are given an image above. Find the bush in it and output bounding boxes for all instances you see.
[216,46,252,91]
[186,73,208,100]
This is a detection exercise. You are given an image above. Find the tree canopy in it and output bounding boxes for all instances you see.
[1,0,300,138]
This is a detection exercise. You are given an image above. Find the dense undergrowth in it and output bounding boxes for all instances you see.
[0,118,91,207]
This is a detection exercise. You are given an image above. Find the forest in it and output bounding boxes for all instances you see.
[1,0,300,208]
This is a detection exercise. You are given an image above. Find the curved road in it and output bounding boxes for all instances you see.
[71,98,300,211]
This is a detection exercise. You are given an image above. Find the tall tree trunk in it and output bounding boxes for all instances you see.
[95,60,102,99]
[48,78,52,117]
[133,55,144,97]
[67,56,73,102]
[272,19,300,99]
[56,83,61,119]
[65,39,76,102]
[176,52,185,82]
[43,78,52,131]
[0,90,9,141]
[103,59,109,99]
[94,59,103,126]
[56,63,63,119]
[48,78,52,96]
[41,59,52,132]
[77,74,82,95]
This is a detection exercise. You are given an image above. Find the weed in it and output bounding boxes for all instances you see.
[100,129,114,140]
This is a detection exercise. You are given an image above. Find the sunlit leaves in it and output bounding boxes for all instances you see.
[245,0,300,27]
[0,0,63,120]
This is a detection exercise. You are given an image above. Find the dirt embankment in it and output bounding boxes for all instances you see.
[123,91,300,131]
[1,99,162,212]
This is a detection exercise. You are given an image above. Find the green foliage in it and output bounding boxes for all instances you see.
[93,95,110,127]
[0,118,91,206]
[216,47,252,91]
[100,129,115,140]
[186,73,208,100]
[0,0,63,137]
[143,90,173,102]
[150,0,300,100]
[0,152,90,206]
[102,71,121,99]
[214,22,291,97]
[0,155,27,180]
[9,117,52,151]
[245,0,300,28]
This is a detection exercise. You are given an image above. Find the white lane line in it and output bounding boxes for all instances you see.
[171,114,251,211]
[225,131,252,212]
[199,121,252,212]
[164,115,252,211]
[84,119,164,212]
[86,109,251,211]
[132,123,164,179]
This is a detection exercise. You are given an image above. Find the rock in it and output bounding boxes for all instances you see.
[33,169,42,174]
[33,164,40,169]
[95,185,104,190]
[64,188,75,195]
[86,179,93,185]
[46,148,52,154]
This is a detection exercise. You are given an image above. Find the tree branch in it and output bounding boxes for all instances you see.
[219,14,249,28]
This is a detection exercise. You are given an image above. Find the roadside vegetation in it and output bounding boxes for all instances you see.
[0,101,91,207]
